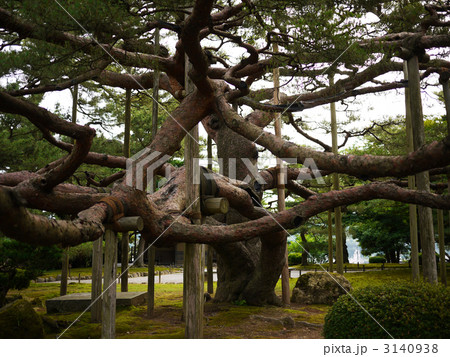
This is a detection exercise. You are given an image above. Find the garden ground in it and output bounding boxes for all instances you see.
[6,266,450,339]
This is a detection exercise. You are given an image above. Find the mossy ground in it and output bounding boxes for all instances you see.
[7,267,449,339]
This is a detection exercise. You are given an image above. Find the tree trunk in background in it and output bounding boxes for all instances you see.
[343,230,349,264]
[135,237,146,267]
[301,231,308,266]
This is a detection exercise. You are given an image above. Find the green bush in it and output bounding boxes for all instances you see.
[323,283,450,339]
[288,252,302,266]
[0,237,61,307]
[68,242,94,268]
[368,256,386,264]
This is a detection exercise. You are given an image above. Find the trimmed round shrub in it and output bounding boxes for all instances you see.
[288,252,302,266]
[368,256,386,264]
[323,283,450,339]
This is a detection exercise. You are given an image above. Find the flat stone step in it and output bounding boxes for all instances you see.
[45,292,147,314]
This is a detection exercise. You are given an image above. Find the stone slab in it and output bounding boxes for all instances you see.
[45,292,147,314]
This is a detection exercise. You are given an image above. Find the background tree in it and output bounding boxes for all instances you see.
[345,200,410,263]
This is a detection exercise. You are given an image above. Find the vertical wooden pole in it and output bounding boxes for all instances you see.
[120,89,131,293]
[123,88,131,158]
[102,229,117,339]
[441,77,450,232]
[147,245,156,316]
[60,85,78,296]
[403,62,420,282]
[206,136,214,295]
[152,28,160,142]
[440,75,449,285]
[327,210,333,272]
[329,76,343,275]
[91,237,103,323]
[407,55,437,284]
[437,209,447,286]
[442,77,450,134]
[183,11,204,337]
[206,246,214,295]
[71,84,78,125]
[147,27,160,315]
[273,42,290,305]
[60,248,69,296]
[120,233,129,292]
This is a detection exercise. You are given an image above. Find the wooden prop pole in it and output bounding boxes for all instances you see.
[407,55,437,284]
[403,62,420,281]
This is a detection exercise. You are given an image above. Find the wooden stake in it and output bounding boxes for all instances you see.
[442,77,450,135]
[441,77,450,231]
[407,55,437,284]
[146,29,160,314]
[183,14,204,337]
[206,136,214,295]
[71,84,78,124]
[152,28,160,142]
[327,210,333,272]
[102,229,117,339]
[91,237,103,323]
[121,88,131,292]
[206,246,214,294]
[403,62,420,282]
[437,209,447,286]
[147,245,156,316]
[273,42,290,305]
[60,248,69,296]
[329,75,343,275]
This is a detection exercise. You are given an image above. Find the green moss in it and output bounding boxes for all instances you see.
[0,299,44,338]
[208,305,264,326]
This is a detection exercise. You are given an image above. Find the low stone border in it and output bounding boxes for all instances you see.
[34,269,181,283]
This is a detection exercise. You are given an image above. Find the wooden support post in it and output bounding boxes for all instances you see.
[206,246,214,295]
[407,56,437,284]
[121,89,132,293]
[206,136,214,295]
[437,209,447,286]
[120,233,129,292]
[152,28,160,142]
[71,84,78,124]
[114,217,144,232]
[183,18,204,337]
[327,210,333,273]
[441,76,450,258]
[273,41,290,305]
[102,228,117,339]
[442,77,450,135]
[330,76,343,275]
[145,28,159,317]
[60,85,78,295]
[91,237,103,323]
[147,245,155,316]
[60,248,69,296]
[404,62,420,282]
